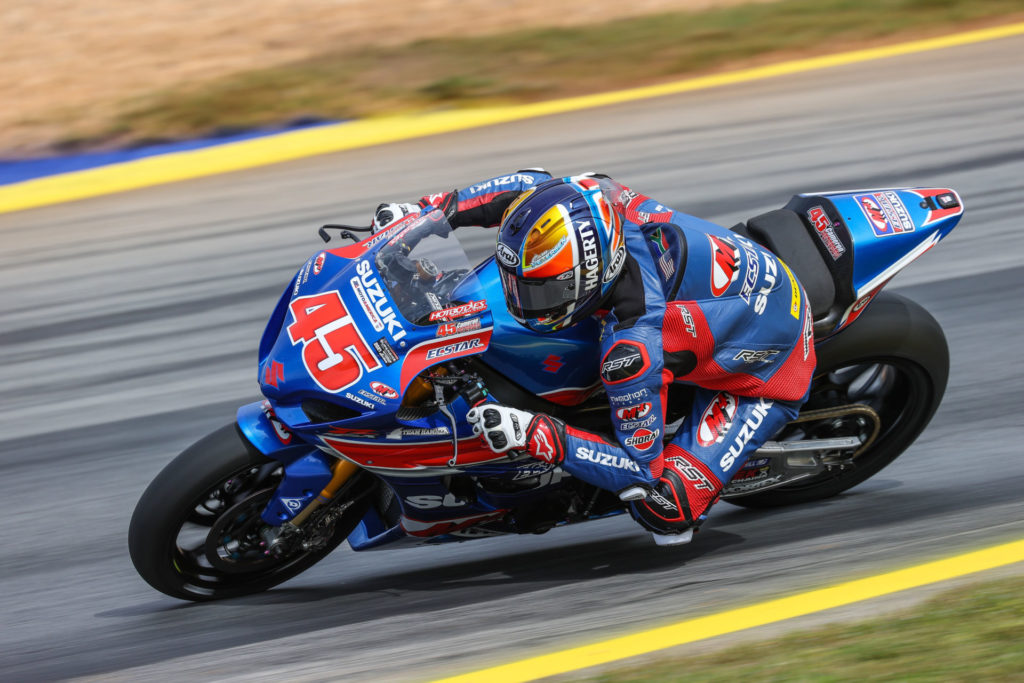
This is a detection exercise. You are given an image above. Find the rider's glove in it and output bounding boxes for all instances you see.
[371,202,419,233]
[466,404,567,464]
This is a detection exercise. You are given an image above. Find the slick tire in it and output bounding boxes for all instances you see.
[128,424,369,601]
[727,292,949,508]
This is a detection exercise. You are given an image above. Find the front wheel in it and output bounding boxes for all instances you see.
[128,424,370,601]
[728,293,949,508]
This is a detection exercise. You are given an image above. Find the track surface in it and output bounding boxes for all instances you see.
[2,35,1023,682]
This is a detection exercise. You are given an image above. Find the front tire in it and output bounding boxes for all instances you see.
[728,292,949,508]
[128,424,369,600]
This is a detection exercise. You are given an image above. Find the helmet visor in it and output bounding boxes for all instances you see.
[499,265,577,323]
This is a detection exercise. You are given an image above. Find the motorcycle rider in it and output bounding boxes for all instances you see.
[373,170,816,544]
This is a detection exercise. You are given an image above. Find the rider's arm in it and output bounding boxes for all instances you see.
[416,169,551,228]
[557,241,672,494]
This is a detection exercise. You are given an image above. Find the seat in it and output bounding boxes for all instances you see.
[731,210,836,321]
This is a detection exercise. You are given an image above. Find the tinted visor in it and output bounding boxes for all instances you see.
[499,265,577,321]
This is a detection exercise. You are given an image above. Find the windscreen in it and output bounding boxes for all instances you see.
[374,210,487,324]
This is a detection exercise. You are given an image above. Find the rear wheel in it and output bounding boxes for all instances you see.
[727,293,948,508]
[128,424,371,600]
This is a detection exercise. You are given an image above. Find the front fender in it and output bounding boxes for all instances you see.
[237,400,335,525]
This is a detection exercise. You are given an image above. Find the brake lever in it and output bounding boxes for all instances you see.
[318,223,373,244]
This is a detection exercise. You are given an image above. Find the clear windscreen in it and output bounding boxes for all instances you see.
[374,210,486,324]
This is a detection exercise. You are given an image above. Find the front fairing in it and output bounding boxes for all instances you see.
[256,211,493,440]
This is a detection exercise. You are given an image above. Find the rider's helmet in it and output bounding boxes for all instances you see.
[495,176,626,333]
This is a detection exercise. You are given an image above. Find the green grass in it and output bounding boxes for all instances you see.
[60,0,1024,149]
[578,575,1024,682]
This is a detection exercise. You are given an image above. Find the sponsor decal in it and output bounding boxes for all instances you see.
[469,173,536,194]
[373,337,399,366]
[574,446,640,472]
[512,463,557,481]
[260,400,292,444]
[838,289,878,330]
[737,238,760,305]
[756,254,778,315]
[437,318,482,337]
[293,258,313,296]
[577,220,600,293]
[428,299,487,322]
[603,246,627,283]
[667,455,715,491]
[697,392,738,448]
[624,428,659,451]
[496,242,520,268]
[344,391,376,410]
[405,493,468,510]
[601,341,648,384]
[425,292,443,311]
[355,260,406,341]
[733,349,781,364]
[263,360,284,388]
[780,260,801,319]
[281,497,306,512]
[719,397,775,470]
[313,251,327,275]
[386,426,450,439]
[620,414,657,430]
[855,191,915,237]
[610,389,650,405]
[425,337,483,360]
[806,206,846,260]
[529,234,569,269]
[617,402,653,421]
[357,388,387,405]
[542,354,564,374]
[351,273,384,332]
[370,381,398,399]
[707,234,741,297]
[286,291,382,393]
[676,304,697,337]
[529,419,561,464]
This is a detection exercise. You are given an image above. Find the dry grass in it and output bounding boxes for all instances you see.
[0,0,772,155]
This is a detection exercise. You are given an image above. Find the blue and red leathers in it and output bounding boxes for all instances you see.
[417,170,817,534]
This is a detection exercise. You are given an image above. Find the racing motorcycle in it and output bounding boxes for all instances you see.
[129,185,964,600]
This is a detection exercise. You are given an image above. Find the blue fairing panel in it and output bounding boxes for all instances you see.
[471,258,601,401]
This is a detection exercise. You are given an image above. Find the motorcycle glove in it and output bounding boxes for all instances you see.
[466,404,567,464]
[371,202,420,233]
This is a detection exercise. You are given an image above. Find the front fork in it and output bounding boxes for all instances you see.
[237,401,359,526]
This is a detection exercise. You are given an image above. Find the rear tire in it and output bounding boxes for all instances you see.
[727,292,948,508]
[129,424,370,600]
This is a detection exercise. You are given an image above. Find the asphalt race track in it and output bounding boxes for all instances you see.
[2,34,1023,682]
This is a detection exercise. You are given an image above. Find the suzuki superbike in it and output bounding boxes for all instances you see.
[129,185,964,600]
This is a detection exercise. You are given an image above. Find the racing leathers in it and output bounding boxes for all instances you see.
[406,170,817,537]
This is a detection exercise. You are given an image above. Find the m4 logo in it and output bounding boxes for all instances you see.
[287,291,381,392]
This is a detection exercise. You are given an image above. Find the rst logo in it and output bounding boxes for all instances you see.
[707,234,740,297]
[697,392,737,447]
[616,402,652,421]
[286,291,381,393]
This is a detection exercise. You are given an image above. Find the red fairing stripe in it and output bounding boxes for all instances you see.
[321,434,503,470]
[399,328,493,391]
[401,509,508,537]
